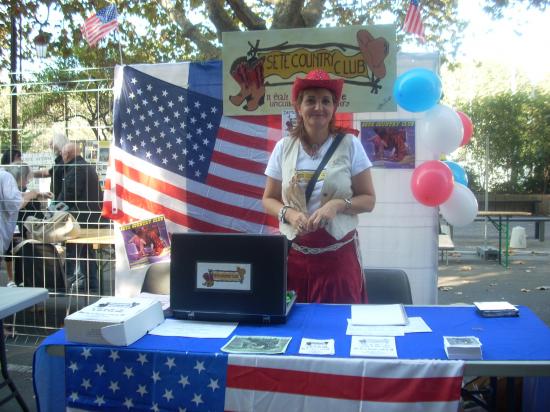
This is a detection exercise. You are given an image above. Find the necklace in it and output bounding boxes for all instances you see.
[301,140,322,159]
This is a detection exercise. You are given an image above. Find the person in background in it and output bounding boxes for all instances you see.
[33,132,68,199]
[1,148,22,165]
[262,69,376,304]
[1,162,52,286]
[57,142,101,293]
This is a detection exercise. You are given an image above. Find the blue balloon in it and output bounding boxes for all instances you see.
[393,68,442,112]
[443,161,468,186]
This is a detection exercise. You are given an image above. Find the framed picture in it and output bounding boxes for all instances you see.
[361,120,415,168]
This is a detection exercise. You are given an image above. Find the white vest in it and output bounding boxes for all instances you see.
[280,134,358,240]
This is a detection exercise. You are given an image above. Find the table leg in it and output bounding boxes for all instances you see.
[505,217,510,269]
[0,319,30,411]
[497,216,502,265]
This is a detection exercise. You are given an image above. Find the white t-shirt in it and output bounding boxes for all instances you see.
[0,169,23,254]
[265,135,372,214]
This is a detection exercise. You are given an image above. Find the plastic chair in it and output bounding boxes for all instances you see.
[363,268,413,304]
[141,261,170,295]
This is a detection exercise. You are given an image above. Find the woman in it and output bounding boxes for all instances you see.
[263,69,376,303]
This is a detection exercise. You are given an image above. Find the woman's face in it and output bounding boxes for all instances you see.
[296,88,335,134]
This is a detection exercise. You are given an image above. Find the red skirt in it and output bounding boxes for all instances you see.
[288,229,366,304]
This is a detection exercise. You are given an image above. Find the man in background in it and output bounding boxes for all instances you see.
[57,142,102,293]
[34,132,68,199]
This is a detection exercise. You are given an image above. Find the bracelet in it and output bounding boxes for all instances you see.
[344,198,352,210]
[278,205,292,223]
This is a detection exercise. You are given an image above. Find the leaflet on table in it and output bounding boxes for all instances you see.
[346,317,431,336]
[138,292,170,311]
[120,215,171,269]
[350,336,397,357]
[350,304,408,326]
[149,318,237,338]
[299,338,335,355]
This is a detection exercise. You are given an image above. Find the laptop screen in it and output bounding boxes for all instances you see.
[170,233,289,323]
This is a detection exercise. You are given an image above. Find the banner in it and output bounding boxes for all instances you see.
[222,25,397,115]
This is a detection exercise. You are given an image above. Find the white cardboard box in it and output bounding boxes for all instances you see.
[64,297,165,346]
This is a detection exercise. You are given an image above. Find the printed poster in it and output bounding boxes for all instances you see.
[361,120,415,169]
[120,216,171,269]
[222,25,396,115]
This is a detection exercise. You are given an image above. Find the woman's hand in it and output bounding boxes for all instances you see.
[36,191,53,200]
[306,199,342,232]
[286,208,310,235]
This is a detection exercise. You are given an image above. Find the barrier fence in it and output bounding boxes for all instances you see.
[1,67,115,338]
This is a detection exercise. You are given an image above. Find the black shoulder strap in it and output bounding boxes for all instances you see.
[305,133,345,204]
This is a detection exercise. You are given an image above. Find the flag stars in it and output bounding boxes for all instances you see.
[150,137,157,143]
[191,393,203,406]
[94,395,106,407]
[145,125,151,133]
[154,120,160,127]
[152,95,158,102]
[148,109,154,117]
[123,366,134,379]
[136,384,148,397]
[109,380,120,393]
[69,392,79,402]
[182,148,188,155]
[162,158,168,165]
[176,137,182,144]
[81,348,92,360]
[202,137,209,146]
[178,95,184,102]
[173,111,180,118]
[121,122,127,129]
[151,403,160,412]
[166,142,172,149]
[151,371,162,383]
[194,360,205,374]
[142,98,148,106]
[208,378,220,391]
[139,114,145,121]
[163,389,174,402]
[158,106,165,113]
[180,122,186,129]
[211,106,218,113]
[196,128,203,136]
[156,147,163,154]
[206,122,213,130]
[123,398,134,409]
[200,111,207,119]
[146,84,152,91]
[164,116,170,123]
[134,103,140,110]
[184,106,190,113]
[137,353,148,365]
[136,88,142,95]
[146,151,152,159]
[68,362,78,373]
[190,117,197,124]
[195,170,201,177]
[167,100,174,108]
[179,375,190,388]
[140,140,146,147]
[126,108,131,114]
[128,92,136,99]
[126,134,133,141]
[162,90,168,97]
[192,143,199,151]
[135,129,141,136]
[132,145,138,152]
[131,119,136,125]
[172,153,178,160]
[199,154,205,161]
[178,164,184,171]
[95,364,106,376]
[188,160,195,167]
[194,101,201,108]
[160,131,166,138]
[170,127,176,133]
[81,378,92,390]
[131,77,138,85]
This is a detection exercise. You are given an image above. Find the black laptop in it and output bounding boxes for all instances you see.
[170,233,295,323]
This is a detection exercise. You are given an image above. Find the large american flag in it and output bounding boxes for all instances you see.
[403,0,426,43]
[81,4,118,47]
[65,346,464,411]
[102,62,280,234]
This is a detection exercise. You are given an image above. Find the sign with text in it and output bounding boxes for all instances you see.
[222,25,396,115]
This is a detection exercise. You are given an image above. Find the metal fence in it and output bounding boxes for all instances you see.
[1,67,116,338]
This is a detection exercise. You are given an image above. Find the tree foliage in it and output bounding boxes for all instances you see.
[454,89,550,194]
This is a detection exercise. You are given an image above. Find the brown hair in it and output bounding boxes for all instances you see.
[289,89,345,141]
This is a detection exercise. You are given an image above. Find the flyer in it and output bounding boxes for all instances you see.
[120,216,171,269]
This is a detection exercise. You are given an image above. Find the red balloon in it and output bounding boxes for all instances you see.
[410,160,454,207]
[457,111,474,146]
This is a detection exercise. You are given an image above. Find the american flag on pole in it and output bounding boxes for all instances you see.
[65,347,464,411]
[81,4,118,47]
[403,0,426,42]
[102,61,280,234]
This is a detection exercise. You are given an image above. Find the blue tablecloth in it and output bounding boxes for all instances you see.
[34,304,550,411]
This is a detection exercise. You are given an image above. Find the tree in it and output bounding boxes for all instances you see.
[453,89,550,194]
[1,1,549,71]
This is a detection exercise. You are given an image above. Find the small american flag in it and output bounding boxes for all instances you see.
[81,4,118,47]
[403,0,426,42]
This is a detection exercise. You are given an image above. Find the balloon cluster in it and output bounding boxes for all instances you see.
[393,68,477,227]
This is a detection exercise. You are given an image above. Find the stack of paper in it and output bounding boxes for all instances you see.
[474,301,519,317]
[350,304,409,326]
[443,336,482,360]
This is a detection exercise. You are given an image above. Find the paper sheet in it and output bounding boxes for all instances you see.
[350,336,397,357]
[149,318,237,338]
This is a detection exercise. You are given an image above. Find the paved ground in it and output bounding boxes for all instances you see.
[1,220,549,411]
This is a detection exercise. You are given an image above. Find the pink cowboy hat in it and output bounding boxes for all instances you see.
[291,69,344,106]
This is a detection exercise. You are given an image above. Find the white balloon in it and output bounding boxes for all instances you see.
[420,104,464,156]
[440,183,478,227]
